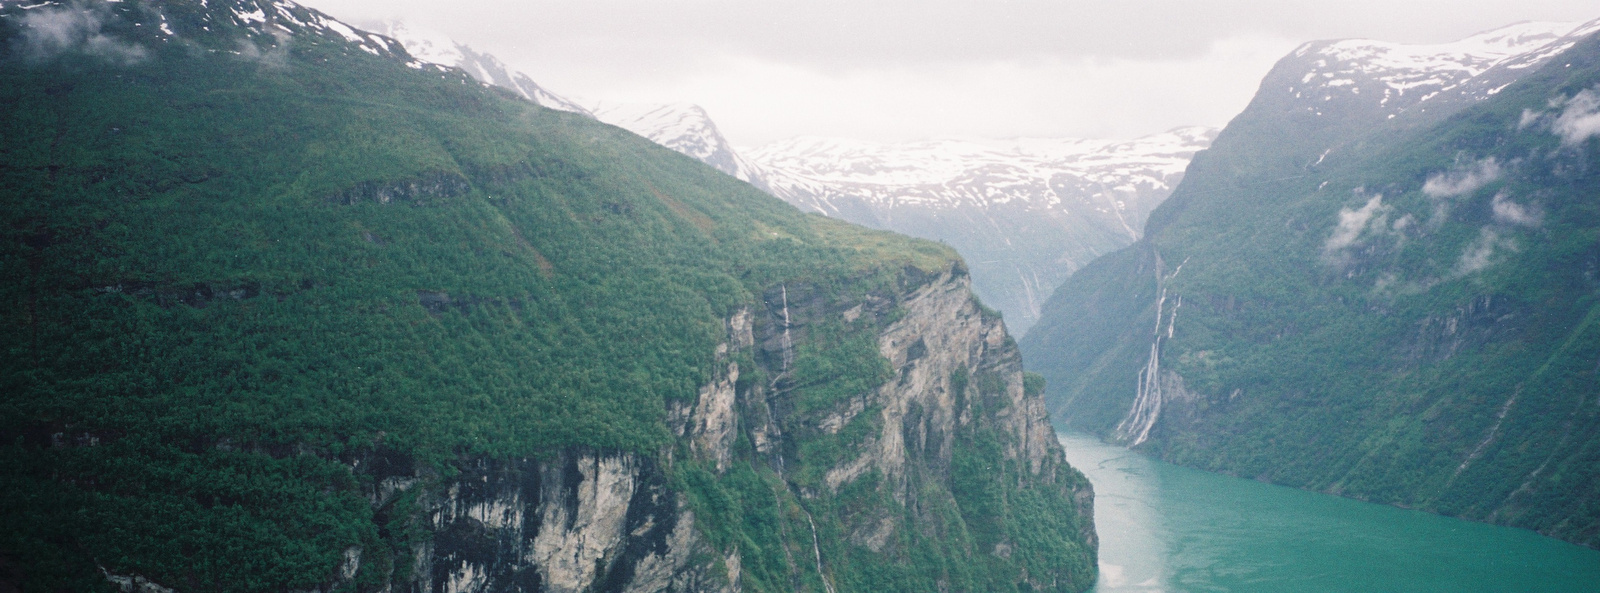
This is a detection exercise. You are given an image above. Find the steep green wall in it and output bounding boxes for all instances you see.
[0,1,1094,590]
[1023,31,1600,547]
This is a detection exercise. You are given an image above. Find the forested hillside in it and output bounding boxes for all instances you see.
[1023,22,1600,547]
[0,1,1094,591]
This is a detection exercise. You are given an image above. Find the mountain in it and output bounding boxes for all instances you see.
[747,129,1217,334]
[1277,20,1589,124]
[376,20,593,116]
[588,101,774,191]
[1021,18,1600,547]
[373,27,777,193]
[0,1,1096,591]
[371,25,1211,335]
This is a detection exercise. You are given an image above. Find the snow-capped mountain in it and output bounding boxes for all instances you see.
[746,128,1217,334]
[750,129,1214,232]
[376,24,771,190]
[587,102,771,190]
[376,21,592,116]
[345,17,1600,336]
[367,22,1212,332]
[1271,20,1600,124]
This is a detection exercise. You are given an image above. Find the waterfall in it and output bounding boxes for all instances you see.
[804,511,837,593]
[769,287,831,592]
[1452,388,1520,481]
[1114,257,1189,447]
[780,284,794,373]
[1114,288,1168,446]
[768,431,832,593]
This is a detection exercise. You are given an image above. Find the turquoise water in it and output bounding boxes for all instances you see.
[1056,432,1600,593]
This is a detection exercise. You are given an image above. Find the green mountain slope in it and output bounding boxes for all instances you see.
[0,1,1094,591]
[1022,28,1600,547]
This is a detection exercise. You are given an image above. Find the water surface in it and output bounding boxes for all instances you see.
[1057,432,1600,593]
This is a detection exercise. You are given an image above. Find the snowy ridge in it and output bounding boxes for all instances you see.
[378,21,592,116]
[588,102,768,187]
[2,0,424,64]
[745,127,1217,333]
[749,127,1216,223]
[1283,19,1600,117]
[374,23,765,185]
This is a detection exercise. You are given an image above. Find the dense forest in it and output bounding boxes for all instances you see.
[0,1,1094,591]
[1022,25,1600,547]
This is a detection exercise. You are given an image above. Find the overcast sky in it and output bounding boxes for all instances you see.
[301,1,1599,147]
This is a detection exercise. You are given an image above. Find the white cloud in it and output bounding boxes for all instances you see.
[17,2,147,65]
[1457,227,1513,275]
[1491,191,1541,227]
[1422,158,1500,199]
[1324,193,1390,264]
[1552,87,1600,147]
[238,29,293,69]
[303,0,1600,145]
[1518,108,1544,130]
[572,35,1298,146]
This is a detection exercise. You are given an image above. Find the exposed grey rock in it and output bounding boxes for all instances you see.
[345,268,1090,592]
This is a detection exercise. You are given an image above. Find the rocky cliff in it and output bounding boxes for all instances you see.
[0,2,1094,590]
[333,267,1095,592]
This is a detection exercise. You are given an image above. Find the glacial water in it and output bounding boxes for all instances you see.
[1057,432,1600,593]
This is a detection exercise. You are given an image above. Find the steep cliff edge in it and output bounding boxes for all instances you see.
[342,267,1096,593]
[0,1,1094,590]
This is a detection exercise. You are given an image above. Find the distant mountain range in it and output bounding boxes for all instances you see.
[377,22,1213,334]
[376,19,1597,339]
[747,130,1216,333]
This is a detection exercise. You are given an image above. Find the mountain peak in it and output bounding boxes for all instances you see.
[588,101,768,186]
[1276,18,1600,121]
[375,18,593,116]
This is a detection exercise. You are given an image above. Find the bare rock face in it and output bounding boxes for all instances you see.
[822,270,1065,500]
[403,451,731,593]
[345,266,1093,592]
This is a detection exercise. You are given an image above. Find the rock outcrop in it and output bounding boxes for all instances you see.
[358,266,1095,592]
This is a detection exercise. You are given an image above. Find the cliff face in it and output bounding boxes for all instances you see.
[0,2,1095,589]
[401,452,727,593]
[345,268,1094,593]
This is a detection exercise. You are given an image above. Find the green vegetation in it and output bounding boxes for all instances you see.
[0,1,1091,590]
[1022,31,1600,546]
[678,350,1095,593]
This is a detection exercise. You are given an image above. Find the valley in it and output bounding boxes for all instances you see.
[5,1,1600,591]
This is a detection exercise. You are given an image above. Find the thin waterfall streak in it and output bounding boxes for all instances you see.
[781,284,794,373]
[804,511,836,593]
[1168,295,1182,339]
[1456,389,1520,477]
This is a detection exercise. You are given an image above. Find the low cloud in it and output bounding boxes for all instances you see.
[1323,193,1390,266]
[17,2,148,65]
[1552,87,1600,147]
[238,29,293,69]
[1518,108,1543,130]
[1457,227,1515,275]
[1422,158,1500,199]
[1490,191,1541,227]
